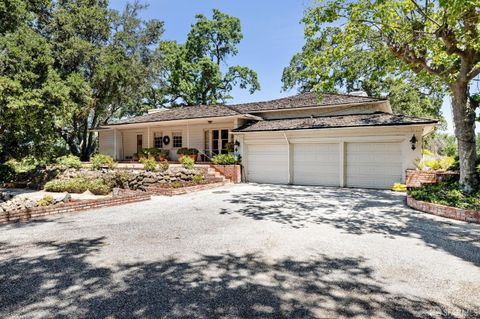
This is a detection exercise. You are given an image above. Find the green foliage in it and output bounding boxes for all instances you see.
[159,160,169,172]
[37,194,54,207]
[211,153,238,165]
[140,157,158,172]
[177,148,199,155]
[56,155,82,169]
[424,134,458,157]
[439,157,455,171]
[409,182,480,211]
[0,164,15,183]
[44,177,111,195]
[154,9,259,106]
[421,149,433,156]
[192,174,205,184]
[416,155,455,171]
[179,156,195,169]
[170,181,183,188]
[5,156,44,173]
[91,154,115,170]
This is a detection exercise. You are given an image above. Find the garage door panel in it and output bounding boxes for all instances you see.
[293,143,339,186]
[346,142,402,189]
[247,144,288,184]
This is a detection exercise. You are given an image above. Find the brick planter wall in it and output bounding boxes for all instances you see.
[147,181,228,196]
[211,165,242,183]
[0,192,151,225]
[406,196,480,224]
[405,169,459,188]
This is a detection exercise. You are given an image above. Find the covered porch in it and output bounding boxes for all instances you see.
[97,116,245,162]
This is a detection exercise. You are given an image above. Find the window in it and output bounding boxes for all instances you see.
[154,135,163,148]
[172,132,182,148]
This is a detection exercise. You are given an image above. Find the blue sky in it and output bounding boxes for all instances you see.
[109,0,455,134]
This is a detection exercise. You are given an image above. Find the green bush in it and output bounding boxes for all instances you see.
[37,194,54,206]
[140,157,158,172]
[439,156,455,170]
[211,153,238,165]
[177,148,199,155]
[409,182,480,211]
[91,154,115,170]
[179,156,195,169]
[421,149,434,156]
[44,177,112,195]
[0,164,15,183]
[192,174,205,184]
[5,156,44,173]
[170,181,183,188]
[159,160,169,172]
[56,155,82,169]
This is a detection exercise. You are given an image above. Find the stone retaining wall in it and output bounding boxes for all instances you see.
[406,196,479,224]
[0,192,151,225]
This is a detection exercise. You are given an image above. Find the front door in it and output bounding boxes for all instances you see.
[211,129,230,155]
[136,134,143,153]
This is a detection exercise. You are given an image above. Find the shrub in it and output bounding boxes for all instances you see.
[159,160,169,172]
[179,156,195,169]
[409,181,480,211]
[44,177,112,195]
[88,179,111,195]
[192,174,205,184]
[439,156,455,170]
[91,154,115,170]
[56,155,82,169]
[177,148,199,156]
[0,164,15,183]
[140,157,158,172]
[211,153,238,165]
[170,181,183,188]
[5,156,44,173]
[421,149,434,156]
[37,195,54,206]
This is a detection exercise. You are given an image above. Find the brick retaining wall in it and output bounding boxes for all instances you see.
[406,196,480,224]
[0,193,151,225]
[147,181,228,196]
[405,170,459,188]
[211,165,242,183]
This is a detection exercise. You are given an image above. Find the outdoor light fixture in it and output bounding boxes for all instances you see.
[410,134,417,150]
[234,140,240,147]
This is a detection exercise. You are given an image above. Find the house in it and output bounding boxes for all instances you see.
[94,92,437,189]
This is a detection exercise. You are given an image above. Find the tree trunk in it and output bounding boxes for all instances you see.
[451,82,479,193]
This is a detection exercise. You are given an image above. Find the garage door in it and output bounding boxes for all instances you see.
[246,144,288,184]
[293,143,340,186]
[346,142,402,189]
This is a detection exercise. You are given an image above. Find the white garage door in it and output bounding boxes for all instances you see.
[293,143,340,186]
[346,142,402,189]
[246,144,288,184]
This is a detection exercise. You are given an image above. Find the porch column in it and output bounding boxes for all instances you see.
[147,127,151,148]
[113,128,117,160]
[186,121,190,148]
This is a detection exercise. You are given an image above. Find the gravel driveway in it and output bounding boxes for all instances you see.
[0,183,479,318]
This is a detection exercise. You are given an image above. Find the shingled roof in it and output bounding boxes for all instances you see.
[108,105,241,125]
[233,112,437,132]
[229,92,384,113]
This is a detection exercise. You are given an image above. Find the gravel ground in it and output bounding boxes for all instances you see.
[0,183,479,319]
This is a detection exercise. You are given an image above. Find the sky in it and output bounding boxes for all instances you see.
[109,0,456,134]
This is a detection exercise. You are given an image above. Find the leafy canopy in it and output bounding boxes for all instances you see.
[154,9,260,106]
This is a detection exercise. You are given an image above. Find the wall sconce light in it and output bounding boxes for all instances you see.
[234,140,241,147]
[409,134,417,150]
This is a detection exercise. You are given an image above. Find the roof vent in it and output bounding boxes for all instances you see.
[348,91,368,97]
[147,107,168,114]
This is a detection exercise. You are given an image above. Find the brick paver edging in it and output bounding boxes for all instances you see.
[406,195,480,224]
[0,193,151,225]
[147,182,229,196]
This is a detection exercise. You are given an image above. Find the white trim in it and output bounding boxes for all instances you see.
[283,133,293,184]
[339,141,345,187]
[113,128,117,160]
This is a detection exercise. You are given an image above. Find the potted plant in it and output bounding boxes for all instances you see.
[156,149,169,161]
[177,148,199,162]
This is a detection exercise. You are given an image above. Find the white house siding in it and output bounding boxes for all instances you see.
[237,126,424,189]
[255,102,391,120]
[98,130,122,160]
